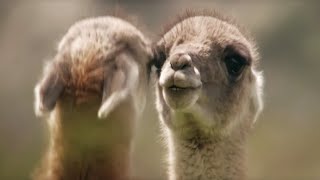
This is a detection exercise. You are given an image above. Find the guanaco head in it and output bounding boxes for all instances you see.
[34,16,152,119]
[153,10,263,132]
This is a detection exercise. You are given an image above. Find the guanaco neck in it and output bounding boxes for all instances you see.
[35,99,135,180]
[163,112,248,180]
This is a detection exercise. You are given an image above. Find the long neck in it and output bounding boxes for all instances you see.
[34,100,134,180]
[163,114,248,180]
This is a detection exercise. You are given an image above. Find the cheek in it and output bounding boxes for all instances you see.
[227,78,253,111]
[202,79,248,108]
[197,62,226,84]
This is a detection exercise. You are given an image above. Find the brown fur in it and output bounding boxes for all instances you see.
[153,10,264,180]
[153,9,259,70]
[159,9,249,39]
[33,16,152,180]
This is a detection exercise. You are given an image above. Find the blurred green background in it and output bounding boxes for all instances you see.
[1,0,320,179]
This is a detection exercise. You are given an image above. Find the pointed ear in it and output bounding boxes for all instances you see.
[34,63,64,117]
[98,52,139,119]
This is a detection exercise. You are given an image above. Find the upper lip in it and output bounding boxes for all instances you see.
[164,78,202,90]
[159,68,202,89]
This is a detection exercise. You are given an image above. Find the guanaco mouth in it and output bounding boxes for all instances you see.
[169,85,186,91]
[168,85,200,92]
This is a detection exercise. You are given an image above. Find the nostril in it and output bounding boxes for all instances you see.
[170,54,192,70]
[181,63,188,69]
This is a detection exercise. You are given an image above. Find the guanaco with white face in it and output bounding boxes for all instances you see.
[33,16,152,180]
[153,10,264,180]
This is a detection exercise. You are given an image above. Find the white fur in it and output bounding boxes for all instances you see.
[34,84,51,118]
[252,69,264,124]
[98,60,139,119]
[98,90,129,119]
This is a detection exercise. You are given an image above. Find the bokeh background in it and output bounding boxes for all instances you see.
[1,0,320,179]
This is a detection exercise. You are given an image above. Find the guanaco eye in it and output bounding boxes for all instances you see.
[153,47,167,70]
[223,43,251,78]
[225,55,247,77]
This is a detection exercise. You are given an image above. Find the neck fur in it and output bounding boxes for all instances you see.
[33,100,134,180]
[162,111,248,180]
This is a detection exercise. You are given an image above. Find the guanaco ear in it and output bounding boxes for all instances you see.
[34,63,64,117]
[98,52,139,119]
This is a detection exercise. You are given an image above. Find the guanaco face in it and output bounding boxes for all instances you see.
[154,11,263,134]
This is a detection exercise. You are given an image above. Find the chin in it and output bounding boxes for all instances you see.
[162,87,201,110]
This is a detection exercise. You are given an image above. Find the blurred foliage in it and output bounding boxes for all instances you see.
[0,1,320,179]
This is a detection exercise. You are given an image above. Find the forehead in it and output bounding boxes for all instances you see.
[162,16,251,50]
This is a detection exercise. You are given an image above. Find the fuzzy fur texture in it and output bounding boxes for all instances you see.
[154,10,264,180]
[33,16,152,180]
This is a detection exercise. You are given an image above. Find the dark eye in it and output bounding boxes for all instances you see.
[225,55,247,77]
[152,46,166,70]
[152,46,167,77]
